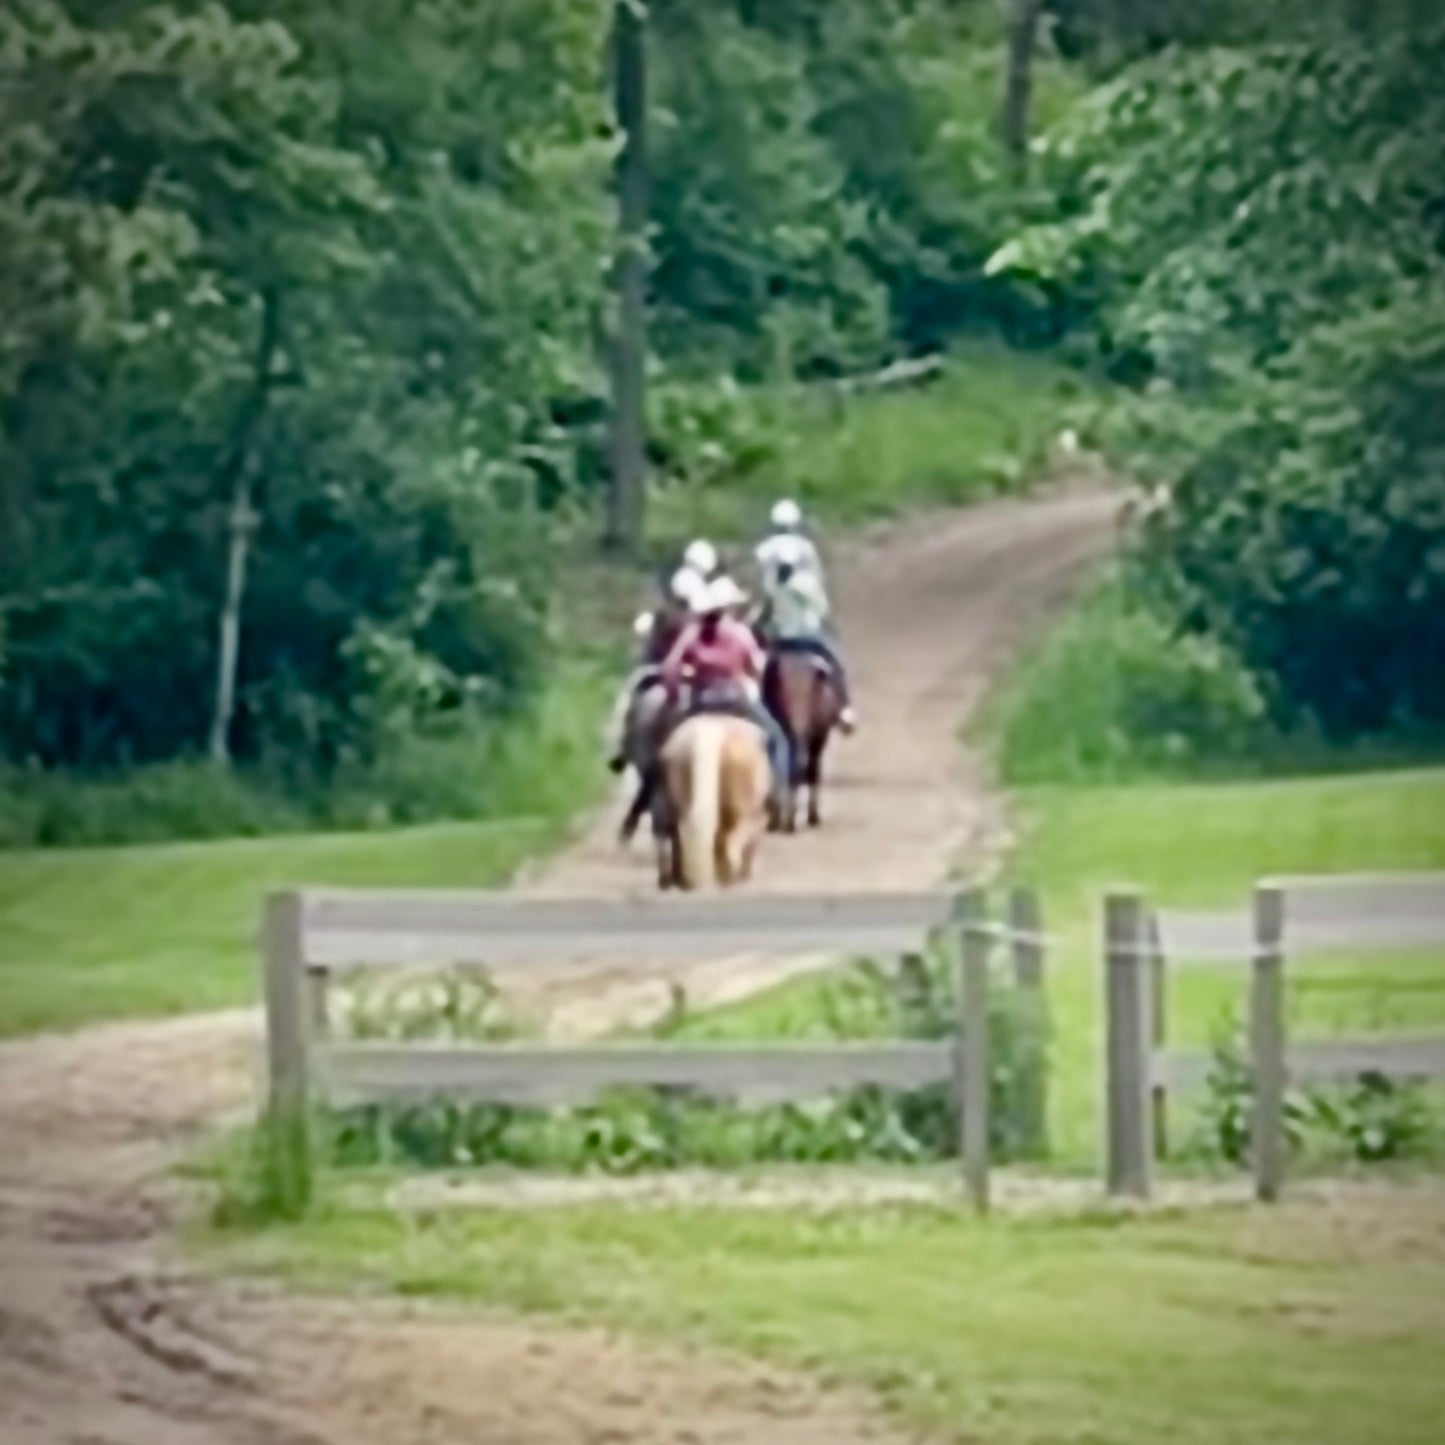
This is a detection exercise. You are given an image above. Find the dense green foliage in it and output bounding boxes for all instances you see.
[7,0,1440,842]
[0,0,1083,842]
[991,572,1268,783]
[992,7,1445,740]
[1,0,608,797]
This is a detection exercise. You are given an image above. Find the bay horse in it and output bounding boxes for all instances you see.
[615,674,670,851]
[763,644,844,831]
[657,712,772,890]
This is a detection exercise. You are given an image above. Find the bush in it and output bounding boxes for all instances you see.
[0,759,304,849]
[1129,294,1445,739]
[994,574,1268,784]
[0,659,611,849]
[318,944,1049,1175]
[1193,1009,1435,1167]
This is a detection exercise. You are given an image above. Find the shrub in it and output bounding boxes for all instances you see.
[995,574,1267,784]
[0,759,304,849]
[0,658,610,850]
[319,945,1050,1174]
[1192,1009,1434,1167]
[1130,294,1445,739]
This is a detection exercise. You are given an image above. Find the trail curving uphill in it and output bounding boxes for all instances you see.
[0,484,1116,1445]
[512,484,1118,1035]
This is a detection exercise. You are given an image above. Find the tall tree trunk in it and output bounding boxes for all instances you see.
[1002,0,1044,175]
[208,288,279,764]
[605,0,649,556]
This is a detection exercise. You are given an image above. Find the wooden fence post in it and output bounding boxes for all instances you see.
[1008,886,1048,1158]
[1104,890,1152,1198]
[955,889,991,1214]
[1147,909,1168,1160]
[1251,883,1286,1203]
[308,968,331,1041]
[262,891,309,1117]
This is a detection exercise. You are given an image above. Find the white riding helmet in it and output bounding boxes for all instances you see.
[770,498,803,531]
[683,538,718,577]
[669,565,705,607]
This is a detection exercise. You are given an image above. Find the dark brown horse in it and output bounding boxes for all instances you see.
[762,645,844,831]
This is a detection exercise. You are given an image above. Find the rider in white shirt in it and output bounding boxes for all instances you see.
[606,563,704,774]
[755,499,823,592]
[754,500,857,732]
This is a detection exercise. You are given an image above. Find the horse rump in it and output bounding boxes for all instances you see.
[659,713,771,890]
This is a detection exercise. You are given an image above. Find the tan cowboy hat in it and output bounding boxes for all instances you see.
[694,575,747,616]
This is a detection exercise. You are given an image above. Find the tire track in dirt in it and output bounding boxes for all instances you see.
[0,483,1118,1445]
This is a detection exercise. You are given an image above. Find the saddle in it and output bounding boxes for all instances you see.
[685,678,759,723]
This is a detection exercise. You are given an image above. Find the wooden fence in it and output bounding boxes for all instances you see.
[1103,872,1445,1201]
[261,885,1049,1212]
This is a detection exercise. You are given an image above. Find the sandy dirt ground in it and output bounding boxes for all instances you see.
[0,486,1118,1445]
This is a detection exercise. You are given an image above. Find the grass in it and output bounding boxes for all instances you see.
[679,766,1445,1167]
[0,656,616,1036]
[648,342,1097,550]
[1006,767,1445,1164]
[204,1183,1445,1445]
[0,815,563,1038]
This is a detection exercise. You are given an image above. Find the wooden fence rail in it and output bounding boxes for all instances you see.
[261,885,1050,1213]
[1104,872,1445,1202]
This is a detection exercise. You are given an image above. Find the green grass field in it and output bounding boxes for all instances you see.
[207,1182,1445,1445]
[672,765,1445,1166]
[0,816,567,1037]
[1010,767,1445,1163]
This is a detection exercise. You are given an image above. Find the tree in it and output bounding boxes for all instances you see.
[1002,0,1043,173]
[606,0,649,555]
[991,12,1445,734]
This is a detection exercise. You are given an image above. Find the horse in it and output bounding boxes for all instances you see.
[762,645,844,831]
[615,673,671,850]
[657,711,772,890]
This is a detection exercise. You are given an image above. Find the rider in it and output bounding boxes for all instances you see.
[755,499,823,590]
[659,576,792,792]
[754,499,857,733]
[682,537,720,584]
[607,564,705,775]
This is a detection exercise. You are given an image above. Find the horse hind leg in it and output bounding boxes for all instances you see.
[806,734,829,828]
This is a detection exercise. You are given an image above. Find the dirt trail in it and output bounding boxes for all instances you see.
[0,485,1117,1445]
[513,484,1118,1036]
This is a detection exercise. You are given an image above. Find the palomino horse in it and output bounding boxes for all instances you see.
[657,712,772,890]
[763,646,844,831]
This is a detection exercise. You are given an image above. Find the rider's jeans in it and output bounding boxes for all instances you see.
[753,699,793,788]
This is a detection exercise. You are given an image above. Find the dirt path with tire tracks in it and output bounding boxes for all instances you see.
[0,484,1118,1445]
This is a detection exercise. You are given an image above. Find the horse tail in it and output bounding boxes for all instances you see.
[678,719,723,890]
